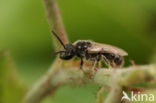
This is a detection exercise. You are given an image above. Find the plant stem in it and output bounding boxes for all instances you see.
[23,64,156,103]
[96,87,106,103]
[43,0,69,51]
[23,59,60,103]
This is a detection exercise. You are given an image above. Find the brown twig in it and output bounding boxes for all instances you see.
[23,64,156,103]
[23,59,61,103]
[43,0,69,51]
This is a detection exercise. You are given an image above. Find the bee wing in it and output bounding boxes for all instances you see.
[87,42,128,56]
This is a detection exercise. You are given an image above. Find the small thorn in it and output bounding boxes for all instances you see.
[112,62,117,70]
[51,53,55,56]
[129,88,145,94]
[94,68,98,71]
[130,60,136,67]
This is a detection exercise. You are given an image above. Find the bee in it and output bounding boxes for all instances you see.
[52,31,128,69]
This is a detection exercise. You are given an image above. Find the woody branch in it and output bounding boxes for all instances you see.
[43,0,68,51]
[23,62,156,103]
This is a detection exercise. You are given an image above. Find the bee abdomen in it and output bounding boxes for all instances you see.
[103,53,123,66]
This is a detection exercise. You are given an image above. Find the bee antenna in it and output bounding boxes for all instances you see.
[51,51,64,56]
[51,30,66,49]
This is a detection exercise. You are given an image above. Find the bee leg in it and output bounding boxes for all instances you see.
[97,55,102,68]
[97,61,102,68]
[80,57,84,69]
[91,60,97,71]
[112,61,117,69]
[102,55,112,68]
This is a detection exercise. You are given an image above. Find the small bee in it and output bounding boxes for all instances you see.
[52,31,128,69]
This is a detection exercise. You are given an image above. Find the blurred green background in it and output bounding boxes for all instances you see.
[0,0,156,103]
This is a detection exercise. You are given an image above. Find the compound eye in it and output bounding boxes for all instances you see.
[111,54,115,58]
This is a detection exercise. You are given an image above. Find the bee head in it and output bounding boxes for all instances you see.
[59,44,76,60]
[51,30,76,60]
